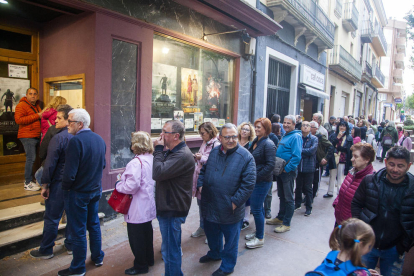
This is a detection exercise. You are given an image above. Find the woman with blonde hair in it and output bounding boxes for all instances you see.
[41,96,67,142]
[237,122,256,230]
[115,131,156,275]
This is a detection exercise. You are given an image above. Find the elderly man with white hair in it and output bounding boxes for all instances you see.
[266,115,302,233]
[59,109,106,276]
[312,113,328,139]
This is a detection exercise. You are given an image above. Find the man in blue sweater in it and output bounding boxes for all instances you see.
[59,109,106,276]
[266,115,303,233]
[30,104,73,260]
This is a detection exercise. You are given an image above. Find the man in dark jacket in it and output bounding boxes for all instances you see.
[30,105,73,260]
[351,146,414,276]
[153,120,195,276]
[323,116,336,137]
[380,121,399,162]
[310,121,334,199]
[197,123,256,276]
[295,121,318,216]
[59,109,106,276]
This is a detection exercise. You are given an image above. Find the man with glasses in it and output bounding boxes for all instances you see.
[152,120,195,276]
[197,123,256,276]
[294,121,318,216]
[266,115,302,233]
[59,109,106,276]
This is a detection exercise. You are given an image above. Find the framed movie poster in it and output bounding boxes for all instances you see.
[152,63,178,104]
[181,68,202,108]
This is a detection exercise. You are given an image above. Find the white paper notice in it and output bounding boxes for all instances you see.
[203,118,212,123]
[8,65,28,79]
[218,119,225,127]
[161,118,172,126]
[151,118,162,129]
[211,118,218,127]
[185,119,193,129]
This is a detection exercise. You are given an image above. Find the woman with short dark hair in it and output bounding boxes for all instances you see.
[333,143,375,225]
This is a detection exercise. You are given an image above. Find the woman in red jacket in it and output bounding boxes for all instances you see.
[333,142,375,226]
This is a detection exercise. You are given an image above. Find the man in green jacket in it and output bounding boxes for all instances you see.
[380,121,399,162]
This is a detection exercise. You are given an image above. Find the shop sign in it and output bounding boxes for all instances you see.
[300,65,325,91]
[8,64,28,79]
[383,103,393,108]
[395,98,402,103]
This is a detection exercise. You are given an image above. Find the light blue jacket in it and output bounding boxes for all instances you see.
[276,129,303,173]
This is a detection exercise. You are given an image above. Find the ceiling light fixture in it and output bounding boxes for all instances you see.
[0,0,9,4]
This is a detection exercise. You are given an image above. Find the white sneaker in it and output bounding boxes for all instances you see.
[24,181,41,191]
[245,231,256,240]
[245,237,264,249]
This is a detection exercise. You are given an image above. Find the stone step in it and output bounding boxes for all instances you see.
[0,202,45,232]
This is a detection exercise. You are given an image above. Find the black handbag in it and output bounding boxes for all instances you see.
[273,157,286,176]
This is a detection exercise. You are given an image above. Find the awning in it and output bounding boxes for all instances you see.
[173,0,283,37]
[301,85,330,100]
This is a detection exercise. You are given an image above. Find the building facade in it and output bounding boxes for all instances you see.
[378,19,407,121]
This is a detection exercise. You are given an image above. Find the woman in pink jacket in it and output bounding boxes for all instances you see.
[191,122,220,238]
[398,130,412,152]
[40,96,66,142]
[333,142,375,226]
[116,131,156,275]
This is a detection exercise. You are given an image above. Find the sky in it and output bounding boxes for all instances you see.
[382,0,413,97]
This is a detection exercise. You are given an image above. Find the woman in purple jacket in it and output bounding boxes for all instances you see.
[398,130,412,152]
[116,131,156,275]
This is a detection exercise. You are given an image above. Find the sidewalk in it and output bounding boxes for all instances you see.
[0,160,398,276]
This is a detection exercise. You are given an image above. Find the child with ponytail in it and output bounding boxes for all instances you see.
[306,218,379,276]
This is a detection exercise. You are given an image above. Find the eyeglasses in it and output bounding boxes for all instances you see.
[241,128,250,132]
[68,120,80,124]
[162,130,178,134]
[222,135,238,141]
[302,124,310,127]
[311,126,317,129]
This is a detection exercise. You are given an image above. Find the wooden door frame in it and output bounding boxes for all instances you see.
[43,74,86,108]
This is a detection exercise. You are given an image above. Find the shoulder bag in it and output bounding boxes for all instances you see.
[108,156,142,214]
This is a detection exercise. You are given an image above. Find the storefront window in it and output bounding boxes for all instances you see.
[151,34,234,135]
[110,40,138,169]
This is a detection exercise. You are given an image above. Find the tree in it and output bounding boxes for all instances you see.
[405,8,414,70]
[406,93,414,110]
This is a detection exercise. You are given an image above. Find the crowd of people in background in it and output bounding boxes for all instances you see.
[15,87,414,276]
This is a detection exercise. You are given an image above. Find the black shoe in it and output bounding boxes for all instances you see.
[241,221,249,230]
[323,194,333,198]
[305,210,312,216]
[199,255,221,263]
[212,268,232,275]
[30,249,54,259]
[294,206,301,211]
[125,267,149,275]
[95,261,103,267]
[265,211,271,219]
[57,268,85,276]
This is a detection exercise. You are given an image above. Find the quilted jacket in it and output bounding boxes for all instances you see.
[14,97,41,139]
[333,164,374,224]
[351,168,414,254]
[197,145,256,224]
[249,136,276,182]
[329,133,353,174]
[41,108,57,141]
[298,133,318,173]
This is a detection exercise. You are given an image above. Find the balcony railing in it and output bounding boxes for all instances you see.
[334,0,343,18]
[285,0,335,43]
[372,24,387,56]
[360,20,373,43]
[363,61,372,77]
[342,2,358,32]
[372,64,385,87]
[329,45,362,81]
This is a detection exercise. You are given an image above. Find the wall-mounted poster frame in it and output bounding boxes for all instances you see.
[43,74,86,110]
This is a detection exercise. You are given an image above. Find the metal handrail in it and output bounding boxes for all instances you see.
[286,0,335,41]
[329,45,362,80]
[364,61,372,77]
[373,25,388,54]
[343,2,359,30]
[361,20,373,36]
[334,0,343,17]
[373,64,385,85]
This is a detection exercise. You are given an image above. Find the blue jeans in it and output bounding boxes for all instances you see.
[39,182,72,254]
[250,181,272,239]
[157,216,186,276]
[64,190,104,274]
[20,138,39,184]
[35,166,43,185]
[204,219,242,274]
[276,170,296,226]
[197,199,204,229]
[362,246,405,276]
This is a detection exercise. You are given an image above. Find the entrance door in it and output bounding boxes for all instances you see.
[340,95,346,118]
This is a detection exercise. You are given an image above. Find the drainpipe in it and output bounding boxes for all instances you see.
[249,0,261,123]
[374,89,378,121]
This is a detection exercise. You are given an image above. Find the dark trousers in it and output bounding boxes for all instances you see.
[204,219,242,274]
[295,172,314,211]
[276,170,296,226]
[64,190,104,274]
[127,221,154,271]
[264,176,277,213]
[382,145,391,159]
[39,182,72,255]
[312,166,322,198]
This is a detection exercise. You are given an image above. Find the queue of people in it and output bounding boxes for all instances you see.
[17,87,413,276]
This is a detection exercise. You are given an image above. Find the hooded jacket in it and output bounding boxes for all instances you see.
[351,168,414,254]
[380,126,399,146]
[276,129,303,173]
[14,97,41,139]
[298,133,318,173]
